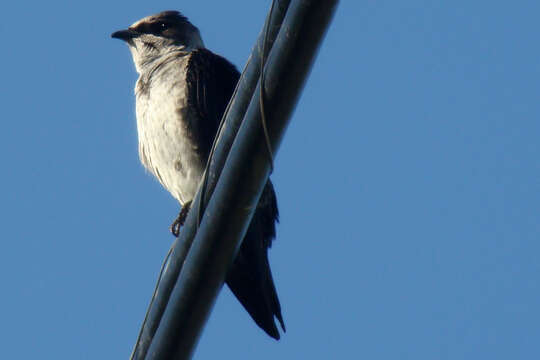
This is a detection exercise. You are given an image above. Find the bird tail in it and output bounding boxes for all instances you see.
[225,182,285,339]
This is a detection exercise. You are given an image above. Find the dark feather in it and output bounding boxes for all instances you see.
[185,49,239,159]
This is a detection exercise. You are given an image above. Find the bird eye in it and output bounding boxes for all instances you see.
[148,22,168,35]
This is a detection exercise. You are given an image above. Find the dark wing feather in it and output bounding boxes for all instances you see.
[226,181,285,339]
[186,48,240,158]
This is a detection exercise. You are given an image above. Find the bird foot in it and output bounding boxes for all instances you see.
[170,200,192,237]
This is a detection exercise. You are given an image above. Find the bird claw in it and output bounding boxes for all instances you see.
[170,200,192,237]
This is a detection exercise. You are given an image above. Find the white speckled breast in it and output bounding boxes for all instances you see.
[135,54,204,204]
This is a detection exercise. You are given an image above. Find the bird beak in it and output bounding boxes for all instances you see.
[111,29,140,41]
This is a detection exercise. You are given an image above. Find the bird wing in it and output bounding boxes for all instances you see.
[185,48,241,158]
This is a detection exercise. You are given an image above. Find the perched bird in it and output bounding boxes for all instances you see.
[111,11,285,339]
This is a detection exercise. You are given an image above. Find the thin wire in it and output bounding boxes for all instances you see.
[259,0,276,172]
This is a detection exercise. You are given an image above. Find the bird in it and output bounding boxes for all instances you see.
[111,10,285,339]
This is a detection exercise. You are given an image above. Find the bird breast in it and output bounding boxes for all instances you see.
[135,56,205,205]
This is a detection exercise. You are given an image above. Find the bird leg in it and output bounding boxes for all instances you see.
[170,200,192,237]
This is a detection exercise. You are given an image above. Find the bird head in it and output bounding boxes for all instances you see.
[111,11,204,73]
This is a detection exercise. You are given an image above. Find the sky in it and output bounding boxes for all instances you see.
[1,1,539,359]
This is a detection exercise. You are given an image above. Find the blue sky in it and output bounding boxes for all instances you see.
[1,1,539,358]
